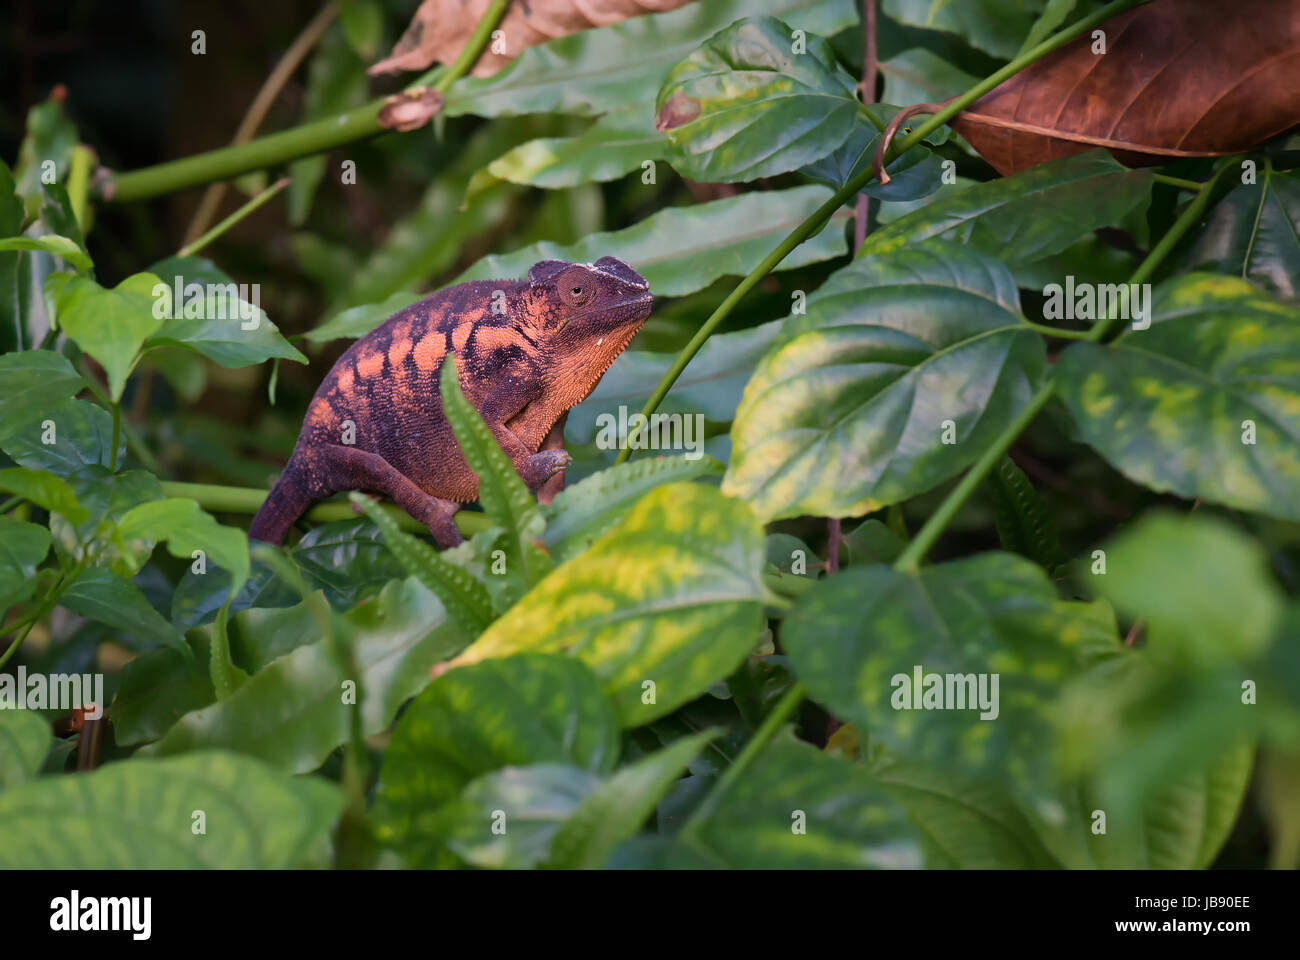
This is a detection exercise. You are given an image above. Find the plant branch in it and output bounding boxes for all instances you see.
[158,480,493,538]
[103,0,510,203]
[179,177,291,258]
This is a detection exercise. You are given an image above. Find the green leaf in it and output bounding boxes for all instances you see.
[657,17,860,182]
[879,49,981,115]
[985,456,1068,572]
[783,552,1103,801]
[0,350,86,443]
[302,290,422,344]
[857,151,1152,268]
[113,635,216,747]
[444,483,768,725]
[144,256,307,366]
[548,728,717,869]
[883,0,1048,59]
[1181,160,1300,303]
[113,498,251,597]
[1056,273,1300,522]
[1016,0,1079,57]
[0,466,88,524]
[0,398,123,477]
[569,319,782,442]
[59,566,184,652]
[838,518,905,566]
[723,241,1046,520]
[13,95,77,212]
[0,709,51,791]
[147,577,469,772]
[350,493,494,635]
[53,272,165,401]
[801,106,946,201]
[373,653,620,866]
[678,730,921,868]
[465,107,663,206]
[1085,511,1284,665]
[541,454,724,563]
[0,235,91,270]
[871,758,1060,868]
[445,0,858,118]
[456,185,850,298]
[1258,749,1300,869]
[436,764,604,869]
[0,516,51,610]
[440,356,551,607]
[0,751,343,868]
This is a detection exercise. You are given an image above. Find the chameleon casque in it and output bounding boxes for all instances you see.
[249,256,653,547]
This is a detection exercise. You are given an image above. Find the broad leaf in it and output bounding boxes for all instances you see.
[676,730,921,868]
[656,17,860,182]
[445,0,858,118]
[373,654,620,866]
[0,234,91,271]
[441,483,768,725]
[0,752,342,868]
[857,151,1151,268]
[303,290,422,344]
[548,728,717,869]
[0,350,86,442]
[1181,160,1300,303]
[59,566,184,652]
[0,466,88,524]
[1056,274,1300,521]
[1,398,124,477]
[783,552,1108,801]
[0,516,51,611]
[883,0,1048,60]
[541,454,724,563]
[456,185,850,298]
[0,709,51,791]
[51,272,165,401]
[148,577,469,772]
[723,241,1045,520]
[113,498,251,596]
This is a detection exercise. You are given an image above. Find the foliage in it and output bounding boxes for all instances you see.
[0,0,1296,872]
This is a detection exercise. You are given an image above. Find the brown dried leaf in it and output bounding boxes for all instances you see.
[369,0,696,78]
[950,0,1300,175]
[377,87,445,131]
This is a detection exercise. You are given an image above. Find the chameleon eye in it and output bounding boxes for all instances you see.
[558,269,593,307]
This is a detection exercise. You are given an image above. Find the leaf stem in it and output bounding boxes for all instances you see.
[103,0,509,203]
[615,0,1149,464]
[680,681,807,838]
[1151,173,1205,191]
[1020,319,1092,340]
[178,177,291,258]
[109,402,121,472]
[157,480,493,537]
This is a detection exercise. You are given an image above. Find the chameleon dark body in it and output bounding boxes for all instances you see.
[249,257,653,547]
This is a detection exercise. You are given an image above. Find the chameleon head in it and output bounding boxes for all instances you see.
[528,256,653,342]
[527,256,653,409]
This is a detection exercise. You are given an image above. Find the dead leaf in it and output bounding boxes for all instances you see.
[949,0,1300,175]
[377,87,444,131]
[369,0,696,78]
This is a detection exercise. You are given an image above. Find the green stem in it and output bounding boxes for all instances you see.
[109,402,121,472]
[0,562,82,670]
[104,0,509,204]
[158,480,493,537]
[1020,320,1092,340]
[178,177,291,258]
[895,163,1228,571]
[1152,173,1204,192]
[680,681,808,838]
[614,0,1148,464]
[0,495,23,514]
[68,145,94,231]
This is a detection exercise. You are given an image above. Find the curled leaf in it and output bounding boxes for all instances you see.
[370,0,696,78]
[949,0,1300,175]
